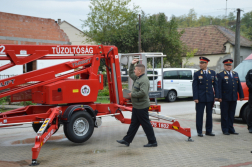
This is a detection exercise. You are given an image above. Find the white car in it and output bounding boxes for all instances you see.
[147,68,198,102]
[213,100,248,122]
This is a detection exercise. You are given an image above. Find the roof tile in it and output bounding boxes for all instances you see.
[179,25,252,55]
[0,12,69,42]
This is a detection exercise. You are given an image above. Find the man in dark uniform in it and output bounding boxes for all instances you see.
[245,69,252,133]
[117,59,157,147]
[193,57,219,137]
[217,59,244,135]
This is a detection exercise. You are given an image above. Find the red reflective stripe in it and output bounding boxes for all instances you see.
[200,59,208,62]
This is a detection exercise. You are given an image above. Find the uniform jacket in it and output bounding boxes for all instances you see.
[193,69,219,102]
[217,70,244,101]
[246,69,252,93]
[129,64,150,109]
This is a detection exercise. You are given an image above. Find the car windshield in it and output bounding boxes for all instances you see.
[233,59,252,82]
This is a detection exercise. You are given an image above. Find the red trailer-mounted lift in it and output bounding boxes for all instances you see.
[0,44,192,166]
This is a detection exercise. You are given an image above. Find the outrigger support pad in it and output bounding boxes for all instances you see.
[186,137,194,142]
[29,159,40,166]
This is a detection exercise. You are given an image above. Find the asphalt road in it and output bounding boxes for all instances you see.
[1,100,251,167]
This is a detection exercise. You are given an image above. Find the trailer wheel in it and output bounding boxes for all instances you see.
[64,111,94,143]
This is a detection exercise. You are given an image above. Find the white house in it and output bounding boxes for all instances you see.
[58,19,95,45]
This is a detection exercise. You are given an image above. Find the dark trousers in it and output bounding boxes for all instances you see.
[123,107,156,144]
[247,93,252,130]
[220,101,237,133]
[196,102,213,134]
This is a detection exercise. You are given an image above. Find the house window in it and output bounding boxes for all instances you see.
[240,56,243,62]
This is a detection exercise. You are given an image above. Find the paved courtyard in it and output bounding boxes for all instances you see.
[0,109,252,167]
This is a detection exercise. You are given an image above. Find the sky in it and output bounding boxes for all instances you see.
[1,0,252,30]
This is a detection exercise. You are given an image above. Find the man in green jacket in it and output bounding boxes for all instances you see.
[117,59,157,147]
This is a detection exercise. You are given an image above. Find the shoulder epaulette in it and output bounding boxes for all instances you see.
[218,70,223,74]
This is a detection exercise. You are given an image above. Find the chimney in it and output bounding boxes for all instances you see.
[58,19,61,24]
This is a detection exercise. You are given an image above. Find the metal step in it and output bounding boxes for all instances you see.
[148,111,176,122]
[0,121,43,127]
[96,113,120,118]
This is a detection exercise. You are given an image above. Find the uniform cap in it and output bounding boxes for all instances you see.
[199,57,210,63]
[223,59,233,65]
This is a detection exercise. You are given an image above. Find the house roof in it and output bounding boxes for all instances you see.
[0,12,69,43]
[179,25,252,56]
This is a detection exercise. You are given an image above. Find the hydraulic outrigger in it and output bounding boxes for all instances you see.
[0,44,193,166]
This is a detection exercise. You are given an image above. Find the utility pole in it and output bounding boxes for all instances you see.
[234,8,241,68]
[138,14,141,53]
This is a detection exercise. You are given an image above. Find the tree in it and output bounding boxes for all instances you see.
[141,13,187,67]
[241,11,252,40]
[82,0,139,53]
[198,16,207,26]
[176,9,198,28]
[186,9,198,27]
[184,49,198,67]
[227,12,236,31]
[82,0,140,71]
[228,12,236,21]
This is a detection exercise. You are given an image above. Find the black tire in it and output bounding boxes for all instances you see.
[64,111,94,143]
[242,105,249,123]
[32,122,60,135]
[166,90,177,102]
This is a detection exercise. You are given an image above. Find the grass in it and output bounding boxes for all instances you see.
[0,108,11,113]
[96,97,110,103]
[96,83,128,104]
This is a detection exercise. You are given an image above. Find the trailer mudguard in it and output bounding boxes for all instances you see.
[62,105,96,123]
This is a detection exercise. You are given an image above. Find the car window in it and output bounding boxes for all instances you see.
[163,70,178,79]
[178,70,192,80]
[147,71,158,80]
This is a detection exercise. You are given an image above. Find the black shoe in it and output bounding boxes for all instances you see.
[205,132,215,136]
[198,133,203,137]
[223,132,230,135]
[144,143,157,147]
[116,140,130,146]
[229,132,239,135]
[249,129,252,133]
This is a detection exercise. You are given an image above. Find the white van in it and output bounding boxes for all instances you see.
[147,68,198,102]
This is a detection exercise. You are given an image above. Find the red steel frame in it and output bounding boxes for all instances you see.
[0,44,191,164]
